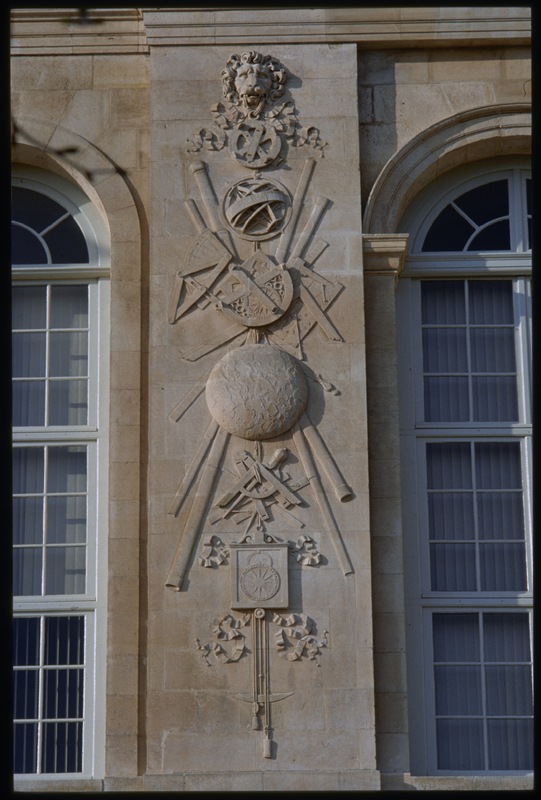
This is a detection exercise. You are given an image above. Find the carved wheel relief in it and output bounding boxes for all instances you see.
[167,50,352,758]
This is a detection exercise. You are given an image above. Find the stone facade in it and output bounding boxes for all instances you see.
[11,7,532,793]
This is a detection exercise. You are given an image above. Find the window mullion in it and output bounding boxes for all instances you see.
[36,616,45,774]
[44,286,51,428]
[465,281,474,422]
[513,279,531,424]
[471,442,481,593]
[509,170,524,253]
[479,613,489,770]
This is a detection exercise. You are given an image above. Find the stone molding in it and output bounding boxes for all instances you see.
[362,234,409,279]
[11,7,530,54]
[141,7,530,47]
[10,8,148,55]
[363,104,531,235]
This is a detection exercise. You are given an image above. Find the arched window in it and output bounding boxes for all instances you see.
[12,167,109,778]
[397,158,532,775]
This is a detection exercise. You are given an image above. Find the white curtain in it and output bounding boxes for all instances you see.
[433,612,533,770]
[421,280,518,422]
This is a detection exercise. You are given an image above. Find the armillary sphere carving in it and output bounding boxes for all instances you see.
[222,177,291,241]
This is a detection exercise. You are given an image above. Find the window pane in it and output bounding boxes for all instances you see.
[472,376,518,422]
[47,447,87,494]
[48,380,88,426]
[479,542,527,591]
[435,665,482,714]
[11,223,49,265]
[456,180,509,226]
[424,376,469,422]
[484,613,531,662]
[13,722,38,774]
[468,220,511,251]
[50,286,88,328]
[427,443,472,490]
[11,186,89,266]
[47,496,87,544]
[12,286,47,329]
[41,721,83,773]
[470,328,516,373]
[45,546,86,595]
[428,492,475,540]
[477,492,524,540]
[423,328,468,372]
[422,281,466,324]
[436,719,484,770]
[433,613,480,662]
[12,187,66,231]
[14,670,39,719]
[475,443,522,489]
[44,616,85,666]
[13,618,40,666]
[44,217,89,264]
[469,281,514,324]
[487,719,533,770]
[49,332,88,377]
[13,548,43,596]
[485,665,533,715]
[12,381,46,427]
[13,497,43,546]
[422,205,474,252]
[44,668,84,719]
[13,447,44,494]
[430,543,477,591]
[12,333,46,378]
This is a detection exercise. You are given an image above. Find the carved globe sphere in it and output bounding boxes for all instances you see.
[205,344,308,440]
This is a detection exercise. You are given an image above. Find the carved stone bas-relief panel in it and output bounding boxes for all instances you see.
[163,48,358,759]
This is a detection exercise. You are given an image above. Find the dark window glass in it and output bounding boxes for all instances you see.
[11,186,89,265]
[11,224,49,265]
[13,723,38,773]
[468,220,511,251]
[12,187,66,231]
[13,618,40,666]
[44,216,89,264]
[455,180,508,226]
[422,205,474,252]
[421,178,514,253]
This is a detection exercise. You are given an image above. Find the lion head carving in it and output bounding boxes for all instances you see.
[221,51,287,116]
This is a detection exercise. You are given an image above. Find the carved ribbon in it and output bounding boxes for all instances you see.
[292,534,322,566]
[198,535,229,567]
[272,612,328,664]
[196,612,251,665]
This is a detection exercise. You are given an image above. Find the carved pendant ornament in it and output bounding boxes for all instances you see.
[167,51,352,758]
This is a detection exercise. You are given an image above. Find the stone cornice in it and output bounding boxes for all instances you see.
[141,7,530,47]
[11,8,149,55]
[10,7,530,55]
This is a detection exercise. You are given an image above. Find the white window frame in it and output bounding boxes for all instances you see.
[397,158,533,776]
[12,167,109,780]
